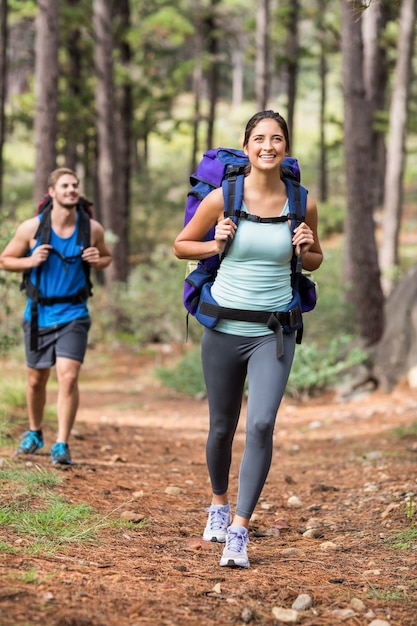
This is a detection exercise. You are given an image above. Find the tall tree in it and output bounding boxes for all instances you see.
[285,0,300,139]
[93,0,120,283]
[0,0,7,208]
[362,0,391,208]
[114,0,132,282]
[63,0,82,171]
[380,0,416,294]
[341,0,384,346]
[33,0,59,203]
[255,0,270,111]
[205,0,220,150]
[191,0,203,174]
[316,0,329,202]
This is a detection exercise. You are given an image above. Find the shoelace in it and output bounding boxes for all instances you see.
[226,529,247,553]
[52,443,68,456]
[206,506,229,531]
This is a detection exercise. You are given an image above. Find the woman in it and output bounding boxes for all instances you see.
[174,110,323,568]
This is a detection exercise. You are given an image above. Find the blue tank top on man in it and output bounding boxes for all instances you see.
[24,213,89,328]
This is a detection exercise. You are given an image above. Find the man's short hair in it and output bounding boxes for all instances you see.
[48,167,79,189]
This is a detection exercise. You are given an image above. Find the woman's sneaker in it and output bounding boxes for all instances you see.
[220,525,249,568]
[51,442,72,466]
[203,504,231,542]
[15,430,44,455]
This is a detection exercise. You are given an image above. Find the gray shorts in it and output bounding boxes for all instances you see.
[23,317,91,369]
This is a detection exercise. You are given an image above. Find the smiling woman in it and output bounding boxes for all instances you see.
[174,110,323,569]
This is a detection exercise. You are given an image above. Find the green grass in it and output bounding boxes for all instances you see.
[0,461,145,555]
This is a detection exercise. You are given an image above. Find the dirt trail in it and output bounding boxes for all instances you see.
[1,345,416,626]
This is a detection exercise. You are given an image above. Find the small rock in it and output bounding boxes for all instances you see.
[287,495,303,508]
[291,594,312,611]
[241,607,255,623]
[363,569,381,576]
[368,621,391,626]
[280,548,305,558]
[110,454,126,463]
[271,607,299,623]
[43,592,54,602]
[330,608,355,620]
[120,511,145,523]
[164,486,183,495]
[350,598,366,612]
[319,541,338,551]
[302,528,322,538]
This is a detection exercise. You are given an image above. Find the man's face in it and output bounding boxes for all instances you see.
[49,174,80,209]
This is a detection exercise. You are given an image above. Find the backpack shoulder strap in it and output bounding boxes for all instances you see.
[284,177,308,275]
[76,203,91,248]
[220,165,245,259]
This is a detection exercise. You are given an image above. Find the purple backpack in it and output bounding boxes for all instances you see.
[182,148,316,322]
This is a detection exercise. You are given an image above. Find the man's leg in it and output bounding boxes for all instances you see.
[55,357,82,443]
[26,366,51,431]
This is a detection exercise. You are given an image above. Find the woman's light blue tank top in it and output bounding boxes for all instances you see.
[211,200,293,336]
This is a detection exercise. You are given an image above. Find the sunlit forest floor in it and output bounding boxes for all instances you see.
[1,345,416,626]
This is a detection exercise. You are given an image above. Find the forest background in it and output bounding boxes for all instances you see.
[0,0,416,397]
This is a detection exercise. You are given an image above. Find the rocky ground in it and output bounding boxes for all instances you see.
[0,344,416,626]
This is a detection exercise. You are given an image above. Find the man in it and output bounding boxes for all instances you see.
[0,167,112,466]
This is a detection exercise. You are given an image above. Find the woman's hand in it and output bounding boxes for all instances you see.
[292,222,314,256]
[214,217,237,253]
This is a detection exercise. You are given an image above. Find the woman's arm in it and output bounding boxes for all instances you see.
[173,187,236,261]
[292,195,323,272]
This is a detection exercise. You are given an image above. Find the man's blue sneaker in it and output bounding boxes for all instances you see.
[203,504,231,543]
[51,442,72,466]
[220,525,250,568]
[15,430,44,455]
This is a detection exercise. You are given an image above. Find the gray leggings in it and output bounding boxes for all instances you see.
[201,328,296,519]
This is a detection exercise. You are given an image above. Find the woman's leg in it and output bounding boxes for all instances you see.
[234,332,296,522]
[201,329,248,498]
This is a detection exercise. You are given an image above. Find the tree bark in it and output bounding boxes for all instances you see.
[93,0,120,283]
[341,0,384,346]
[255,0,270,111]
[191,0,203,174]
[380,0,416,294]
[0,0,7,209]
[33,0,59,203]
[114,0,132,282]
[285,0,299,142]
[205,0,220,150]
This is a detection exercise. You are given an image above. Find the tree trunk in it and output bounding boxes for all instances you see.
[362,0,390,209]
[317,0,328,202]
[380,0,416,294]
[114,0,132,282]
[341,0,384,346]
[285,0,299,142]
[93,0,120,283]
[191,0,203,174]
[205,0,220,150]
[33,0,59,203]
[64,0,82,172]
[255,0,270,111]
[0,0,7,209]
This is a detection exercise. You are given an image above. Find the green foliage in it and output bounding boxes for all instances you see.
[156,334,367,399]
[286,335,368,399]
[318,199,346,239]
[157,346,205,398]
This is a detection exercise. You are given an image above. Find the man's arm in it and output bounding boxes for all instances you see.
[81,220,112,270]
[0,218,51,272]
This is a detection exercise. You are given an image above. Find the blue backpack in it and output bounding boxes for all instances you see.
[183,148,316,356]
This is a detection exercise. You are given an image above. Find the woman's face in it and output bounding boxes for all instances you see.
[244,118,288,172]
